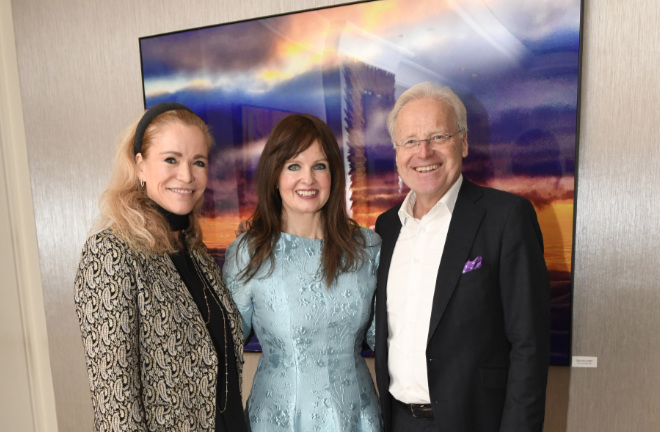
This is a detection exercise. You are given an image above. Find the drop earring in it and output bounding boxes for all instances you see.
[140,177,144,187]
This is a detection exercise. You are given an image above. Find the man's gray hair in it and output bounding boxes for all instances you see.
[386,82,468,146]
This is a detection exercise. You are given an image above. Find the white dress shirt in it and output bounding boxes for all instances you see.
[387,175,462,404]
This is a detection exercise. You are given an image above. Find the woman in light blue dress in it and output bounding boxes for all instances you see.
[223,114,382,432]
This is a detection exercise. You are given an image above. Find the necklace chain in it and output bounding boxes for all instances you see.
[189,251,230,414]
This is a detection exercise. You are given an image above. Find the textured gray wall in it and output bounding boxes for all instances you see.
[9,0,660,430]
[566,0,660,429]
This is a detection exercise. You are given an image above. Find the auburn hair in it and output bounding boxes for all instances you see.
[238,114,366,286]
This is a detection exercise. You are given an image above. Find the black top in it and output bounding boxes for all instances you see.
[170,249,247,432]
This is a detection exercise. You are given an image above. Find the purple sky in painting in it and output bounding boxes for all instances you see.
[139,0,581,365]
[139,0,581,209]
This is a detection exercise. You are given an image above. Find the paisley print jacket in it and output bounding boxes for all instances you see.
[74,229,244,431]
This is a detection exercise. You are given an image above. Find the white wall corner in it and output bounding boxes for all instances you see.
[0,0,58,430]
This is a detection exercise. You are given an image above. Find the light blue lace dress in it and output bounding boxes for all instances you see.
[223,228,382,432]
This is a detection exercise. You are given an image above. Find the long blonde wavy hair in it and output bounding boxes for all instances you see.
[94,108,214,253]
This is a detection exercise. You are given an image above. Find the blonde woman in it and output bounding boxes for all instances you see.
[75,102,247,432]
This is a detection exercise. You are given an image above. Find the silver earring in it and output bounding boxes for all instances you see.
[140,178,144,187]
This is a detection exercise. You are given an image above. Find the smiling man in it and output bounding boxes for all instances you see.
[374,82,550,432]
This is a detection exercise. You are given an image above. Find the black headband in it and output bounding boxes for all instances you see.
[133,102,195,155]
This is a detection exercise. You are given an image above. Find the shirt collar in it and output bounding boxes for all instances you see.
[398,174,463,225]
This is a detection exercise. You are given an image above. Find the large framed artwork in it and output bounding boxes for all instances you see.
[139,0,581,365]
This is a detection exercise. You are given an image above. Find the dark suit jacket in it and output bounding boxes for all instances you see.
[374,178,550,432]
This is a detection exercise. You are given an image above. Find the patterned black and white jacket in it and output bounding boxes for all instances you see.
[74,229,244,432]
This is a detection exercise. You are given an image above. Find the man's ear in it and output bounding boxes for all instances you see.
[461,131,469,158]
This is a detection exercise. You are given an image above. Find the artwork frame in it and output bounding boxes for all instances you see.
[139,0,582,365]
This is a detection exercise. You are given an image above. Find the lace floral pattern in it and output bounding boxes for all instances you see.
[223,227,381,432]
[74,230,243,431]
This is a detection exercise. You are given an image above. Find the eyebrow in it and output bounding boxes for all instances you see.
[159,151,208,159]
[285,158,328,165]
[401,130,446,139]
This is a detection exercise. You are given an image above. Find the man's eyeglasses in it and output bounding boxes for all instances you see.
[395,131,463,151]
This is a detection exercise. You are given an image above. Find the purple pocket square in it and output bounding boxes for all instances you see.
[462,256,482,274]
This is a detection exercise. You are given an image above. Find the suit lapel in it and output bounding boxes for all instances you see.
[375,206,402,364]
[378,214,402,295]
[427,179,485,344]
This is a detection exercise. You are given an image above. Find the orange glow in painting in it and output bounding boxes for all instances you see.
[141,0,582,365]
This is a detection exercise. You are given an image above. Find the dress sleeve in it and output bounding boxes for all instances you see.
[222,237,254,342]
[366,303,376,351]
[364,228,381,351]
[74,233,147,431]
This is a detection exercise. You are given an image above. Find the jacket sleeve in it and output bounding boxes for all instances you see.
[498,198,551,432]
[74,233,147,431]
